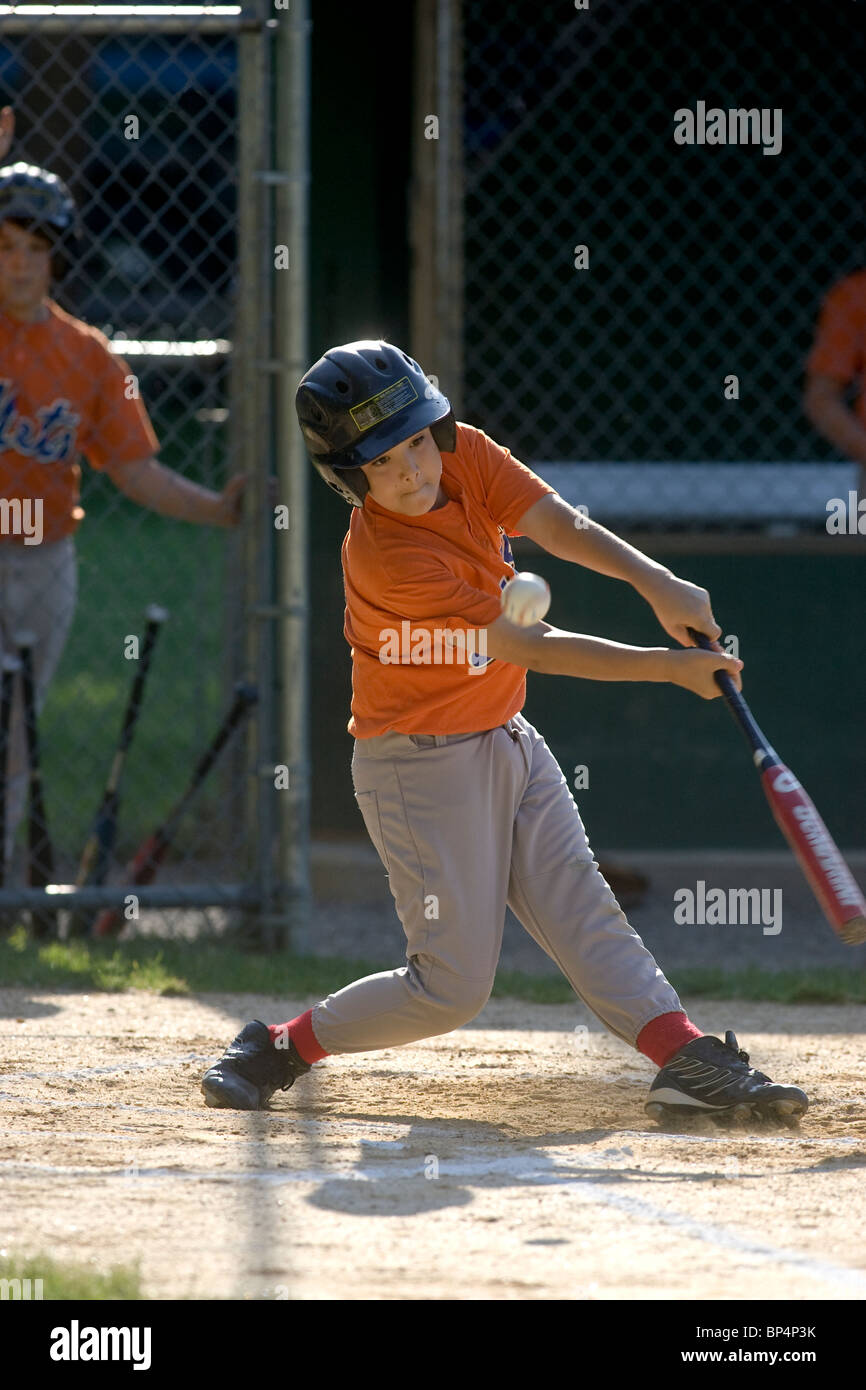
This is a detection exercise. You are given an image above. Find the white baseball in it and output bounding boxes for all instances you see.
[501,572,551,626]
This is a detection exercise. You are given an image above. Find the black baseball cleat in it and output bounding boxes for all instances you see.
[645,1030,809,1125]
[201,1020,312,1110]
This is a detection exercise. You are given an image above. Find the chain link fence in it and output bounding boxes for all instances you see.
[0,4,309,943]
[459,0,866,531]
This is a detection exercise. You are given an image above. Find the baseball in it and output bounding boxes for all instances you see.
[501,571,551,626]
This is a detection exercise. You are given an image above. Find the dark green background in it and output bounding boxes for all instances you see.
[305,3,865,851]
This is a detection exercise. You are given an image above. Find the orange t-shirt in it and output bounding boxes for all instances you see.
[0,299,159,544]
[806,269,866,427]
[343,421,556,737]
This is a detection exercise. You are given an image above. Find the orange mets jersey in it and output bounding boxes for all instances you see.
[0,298,159,544]
[343,421,556,737]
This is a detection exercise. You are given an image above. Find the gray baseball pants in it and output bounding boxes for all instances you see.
[0,537,78,871]
[310,712,683,1054]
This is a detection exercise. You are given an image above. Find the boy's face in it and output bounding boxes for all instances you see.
[359,427,447,514]
[0,219,52,320]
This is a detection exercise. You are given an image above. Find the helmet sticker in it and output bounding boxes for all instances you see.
[350,376,418,433]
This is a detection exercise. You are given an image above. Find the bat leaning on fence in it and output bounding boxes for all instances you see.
[688,627,866,945]
[0,654,19,897]
[15,631,58,939]
[92,681,258,938]
[67,605,168,937]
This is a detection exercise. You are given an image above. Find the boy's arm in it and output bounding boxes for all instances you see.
[0,106,14,161]
[803,373,866,498]
[516,492,722,647]
[482,616,743,701]
[104,455,245,526]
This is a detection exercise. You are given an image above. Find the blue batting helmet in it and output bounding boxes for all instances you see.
[295,340,456,506]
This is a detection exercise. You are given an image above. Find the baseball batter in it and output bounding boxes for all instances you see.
[0,106,246,880]
[203,341,809,1125]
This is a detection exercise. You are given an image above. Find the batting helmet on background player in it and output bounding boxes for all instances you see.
[295,340,456,506]
[0,161,81,273]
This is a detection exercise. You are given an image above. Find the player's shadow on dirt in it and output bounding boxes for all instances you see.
[0,997,61,1019]
[304,1115,684,1217]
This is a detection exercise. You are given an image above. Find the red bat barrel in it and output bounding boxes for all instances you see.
[687,627,866,947]
[760,764,866,944]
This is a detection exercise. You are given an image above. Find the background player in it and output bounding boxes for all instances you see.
[803,266,866,499]
[202,341,809,1126]
[0,106,248,881]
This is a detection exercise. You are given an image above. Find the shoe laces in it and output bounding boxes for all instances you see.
[723,1030,750,1065]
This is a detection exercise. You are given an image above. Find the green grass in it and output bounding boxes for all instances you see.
[670,965,866,1004]
[488,965,866,1006]
[0,926,391,997]
[2,929,865,1003]
[0,1251,143,1300]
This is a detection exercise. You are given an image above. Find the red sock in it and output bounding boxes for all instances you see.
[636,1012,703,1068]
[268,1010,329,1064]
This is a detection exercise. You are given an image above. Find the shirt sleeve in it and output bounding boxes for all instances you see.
[79,340,160,470]
[805,277,865,384]
[467,426,557,534]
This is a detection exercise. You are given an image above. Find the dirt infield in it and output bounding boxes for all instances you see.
[1,988,865,1301]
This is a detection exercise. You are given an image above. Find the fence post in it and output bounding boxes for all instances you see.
[272,1,313,951]
[410,0,464,410]
[234,4,274,944]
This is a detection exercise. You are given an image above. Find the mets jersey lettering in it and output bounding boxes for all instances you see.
[0,298,159,542]
[0,381,80,463]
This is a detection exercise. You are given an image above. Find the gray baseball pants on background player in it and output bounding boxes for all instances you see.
[0,537,77,870]
[309,712,683,1054]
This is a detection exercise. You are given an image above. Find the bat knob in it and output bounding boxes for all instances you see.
[145,604,170,624]
[234,682,259,704]
[13,629,37,649]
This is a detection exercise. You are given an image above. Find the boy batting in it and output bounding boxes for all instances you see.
[202,341,808,1126]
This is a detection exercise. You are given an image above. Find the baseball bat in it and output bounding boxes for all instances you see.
[0,654,19,894]
[67,605,168,937]
[92,681,258,938]
[16,632,57,939]
[688,627,866,945]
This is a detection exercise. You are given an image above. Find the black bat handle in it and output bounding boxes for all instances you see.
[686,626,778,767]
[688,627,742,700]
[117,614,163,752]
[0,659,17,890]
[159,682,258,839]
